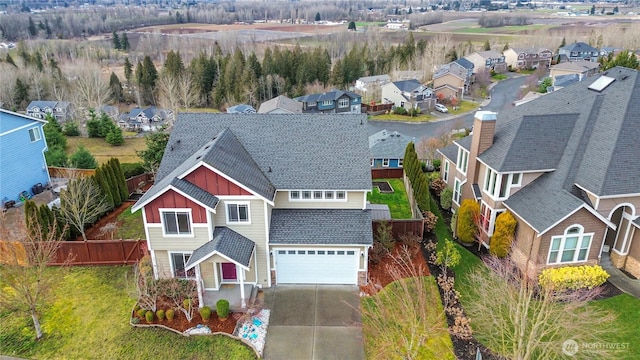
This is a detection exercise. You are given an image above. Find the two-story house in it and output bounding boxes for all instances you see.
[503,47,553,70]
[549,61,601,84]
[0,109,50,205]
[26,101,75,122]
[433,62,468,100]
[294,90,361,114]
[558,42,599,62]
[131,114,373,308]
[381,79,435,111]
[369,129,412,168]
[354,75,391,101]
[464,50,508,74]
[120,107,173,132]
[438,67,640,278]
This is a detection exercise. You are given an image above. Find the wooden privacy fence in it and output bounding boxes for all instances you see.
[50,239,147,266]
[373,219,424,240]
[48,166,96,178]
[371,168,404,179]
[126,173,153,195]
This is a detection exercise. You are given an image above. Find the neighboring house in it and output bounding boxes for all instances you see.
[599,47,620,57]
[0,109,50,205]
[257,95,302,114]
[437,67,640,279]
[391,70,425,82]
[369,129,412,168]
[98,105,120,120]
[552,73,581,91]
[453,58,475,84]
[433,62,468,100]
[381,79,435,111]
[294,90,361,114]
[558,42,599,62]
[503,47,553,70]
[464,50,508,74]
[354,75,391,101]
[226,104,257,114]
[131,114,373,308]
[549,61,600,83]
[119,107,172,132]
[385,22,407,30]
[26,101,75,122]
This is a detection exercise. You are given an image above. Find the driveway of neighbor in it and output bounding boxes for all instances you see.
[262,285,364,360]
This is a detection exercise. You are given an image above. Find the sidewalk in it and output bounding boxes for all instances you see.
[600,253,640,298]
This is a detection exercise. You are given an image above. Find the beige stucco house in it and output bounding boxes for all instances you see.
[433,62,468,100]
[438,67,640,278]
[503,47,553,70]
[132,114,372,308]
[464,50,508,74]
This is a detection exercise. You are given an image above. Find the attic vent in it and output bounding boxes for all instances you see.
[588,75,615,92]
[196,155,202,160]
[621,75,629,81]
[204,145,210,150]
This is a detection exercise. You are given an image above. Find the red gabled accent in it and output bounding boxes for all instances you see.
[183,166,251,196]
[145,189,208,224]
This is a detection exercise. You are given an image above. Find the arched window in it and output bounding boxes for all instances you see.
[547,225,593,265]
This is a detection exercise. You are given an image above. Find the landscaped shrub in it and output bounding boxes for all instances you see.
[199,306,212,321]
[539,265,609,291]
[422,211,438,233]
[136,308,146,318]
[156,309,165,320]
[440,188,453,211]
[165,309,175,321]
[131,317,140,324]
[432,159,441,171]
[369,241,389,265]
[121,162,146,178]
[489,211,517,258]
[393,106,408,115]
[456,199,479,245]
[145,310,154,323]
[216,299,230,320]
[375,221,394,250]
[430,178,447,196]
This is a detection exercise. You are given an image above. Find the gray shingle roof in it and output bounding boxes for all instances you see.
[561,42,598,53]
[270,209,373,245]
[551,61,600,73]
[366,204,391,221]
[369,130,413,159]
[295,90,360,103]
[257,95,302,114]
[133,114,371,211]
[438,143,458,163]
[392,79,422,92]
[491,67,640,232]
[434,62,466,80]
[185,227,255,269]
[454,58,474,70]
[171,178,219,210]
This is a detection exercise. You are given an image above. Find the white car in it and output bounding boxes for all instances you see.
[435,103,448,113]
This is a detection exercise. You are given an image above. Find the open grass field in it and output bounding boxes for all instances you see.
[368,178,413,219]
[0,266,256,360]
[135,22,345,35]
[66,137,146,165]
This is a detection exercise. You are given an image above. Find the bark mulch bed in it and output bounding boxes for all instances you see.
[82,200,135,240]
[360,241,428,296]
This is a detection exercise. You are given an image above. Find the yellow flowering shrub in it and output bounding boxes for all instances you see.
[539,265,609,291]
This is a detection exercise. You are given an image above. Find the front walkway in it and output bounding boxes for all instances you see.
[262,285,364,360]
[600,253,640,298]
[202,284,255,310]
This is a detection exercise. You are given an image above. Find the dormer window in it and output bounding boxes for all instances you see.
[483,168,522,199]
[456,147,469,174]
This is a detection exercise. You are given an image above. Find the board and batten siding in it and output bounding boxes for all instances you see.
[0,113,49,203]
[213,198,269,287]
[183,166,251,196]
[144,189,208,224]
[273,190,366,209]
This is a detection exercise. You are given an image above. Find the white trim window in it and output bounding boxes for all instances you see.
[398,159,404,168]
[453,178,462,205]
[322,100,333,106]
[28,127,41,142]
[443,161,449,182]
[456,147,469,174]
[480,201,505,236]
[382,159,390,167]
[170,252,196,279]
[483,168,522,199]
[226,202,250,224]
[161,210,192,236]
[547,225,593,265]
[370,159,374,167]
[289,190,347,202]
[338,98,349,108]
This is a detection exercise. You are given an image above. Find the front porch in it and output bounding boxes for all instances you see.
[203,284,258,311]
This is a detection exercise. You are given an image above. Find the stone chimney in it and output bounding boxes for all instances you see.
[464,111,497,195]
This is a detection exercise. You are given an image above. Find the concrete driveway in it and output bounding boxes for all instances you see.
[262,285,364,360]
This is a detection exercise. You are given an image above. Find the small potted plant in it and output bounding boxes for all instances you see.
[216,299,230,321]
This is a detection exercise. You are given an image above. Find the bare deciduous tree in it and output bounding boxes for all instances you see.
[463,256,617,360]
[132,255,159,312]
[164,278,198,322]
[0,211,69,340]
[59,175,111,241]
[156,74,180,114]
[177,74,199,111]
[66,60,110,109]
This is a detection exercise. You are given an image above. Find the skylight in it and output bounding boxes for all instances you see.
[588,75,616,92]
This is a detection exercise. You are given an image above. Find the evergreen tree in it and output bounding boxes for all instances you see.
[63,122,80,136]
[98,112,116,138]
[120,32,130,51]
[137,56,158,105]
[457,199,480,244]
[104,161,122,206]
[106,127,124,146]
[136,130,170,174]
[28,16,37,37]
[124,58,133,83]
[43,114,67,149]
[348,21,356,31]
[112,31,121,50]
[110,158,129,201]
[69,145,97,169]
[109,72,123,102]
[489,211,517,258]
[483,40,491,51]
[315,12,321,22]
[164,50,185,78]
[94,168,114,211]
[86,109,101,138]
[14,78,29,109]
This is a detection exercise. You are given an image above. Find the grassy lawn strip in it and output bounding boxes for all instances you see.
[361,276,455,359]
[0,266,256,360]
[448,100,481,116]
[368,178,412,219]
[370,113,434,122]
[115,205,146,239]
[66,137,146,165]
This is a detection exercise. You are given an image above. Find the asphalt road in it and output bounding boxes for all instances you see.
[367,75,528,139]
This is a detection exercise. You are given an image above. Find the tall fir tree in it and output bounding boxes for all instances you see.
[121,32,130,51]
[112,31,121,50]
[105,162,122,206]
[123,57,133,84]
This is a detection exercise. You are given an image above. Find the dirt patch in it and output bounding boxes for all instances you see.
[372,181,394,193]
[82,201,135,241]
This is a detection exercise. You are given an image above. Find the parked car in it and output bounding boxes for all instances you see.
[435,103,448,113]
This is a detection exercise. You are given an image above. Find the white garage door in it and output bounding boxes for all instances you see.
[275,248,359,284]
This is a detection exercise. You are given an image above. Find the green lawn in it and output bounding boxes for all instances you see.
[67,137,146,165]
[361,276,455,359]
[115,205,145,239]
[370,113,435,122]
[0,266,256,360]
[368,178,413,219]
[491,73,508,81]
[449,100,481,116]
[355,21,386,27]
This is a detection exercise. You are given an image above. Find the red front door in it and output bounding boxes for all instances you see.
[221,263,237,281]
